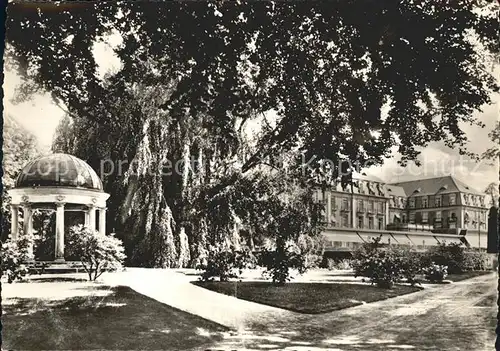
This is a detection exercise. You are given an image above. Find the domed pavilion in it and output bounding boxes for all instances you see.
[8,153,110,262]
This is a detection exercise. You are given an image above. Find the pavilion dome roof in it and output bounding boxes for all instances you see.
[15,153,103,191]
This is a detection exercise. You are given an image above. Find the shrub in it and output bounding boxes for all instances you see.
[357,248,406,288]
[399,250,424,286]
[198,244,255,282]
[426,242,466,274]
[425,243,490,274]
[324,258,352,271]
[1,234,35,283]
[353,237,424,288]
[463,250,490,271]
[424,263,448,282]
[352,235,385,278]
[66,225,126,281]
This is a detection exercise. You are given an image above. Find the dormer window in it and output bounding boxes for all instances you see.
[422,197,428,208]
[435,195,442,207]
[376,183,384,196]
[409,198,415,208]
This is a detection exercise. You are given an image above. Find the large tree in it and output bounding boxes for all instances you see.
[6,1,499,266]
[2,115,41,240]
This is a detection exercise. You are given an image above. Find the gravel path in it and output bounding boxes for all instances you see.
[102,269,497,351]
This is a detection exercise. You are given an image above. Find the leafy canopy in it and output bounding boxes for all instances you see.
[5,1,499,184]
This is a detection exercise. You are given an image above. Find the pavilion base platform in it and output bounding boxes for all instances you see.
[29,260,86,274]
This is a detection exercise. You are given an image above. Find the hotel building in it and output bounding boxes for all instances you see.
[317,175,489,252]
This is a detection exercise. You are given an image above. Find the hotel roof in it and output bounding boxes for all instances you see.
[390,175,483,197]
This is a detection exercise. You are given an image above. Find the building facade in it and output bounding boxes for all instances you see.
[318,175,489,251]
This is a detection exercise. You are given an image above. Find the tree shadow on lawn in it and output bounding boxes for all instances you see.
[22,277,89,283]
[3,285,229,350]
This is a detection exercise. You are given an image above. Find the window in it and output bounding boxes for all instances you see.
[358,182,364,194]
[378,217,384,230]
[422,212,429,223]
[449,194,456,206]
[435,196,442,207]
[321,203,327,222]
[369,201,374,212]
[357,200,364,211]
[435,211,442,222]
[330,196,337,211]
[450,212,457,222]
[358,216,364,229]
[422,197,428,208]
[409,212,416,224]
[378,202,384,213]
[409,198,415,208]
[341,198,349,211]
[368,216,374,229]
[341,213,349,227]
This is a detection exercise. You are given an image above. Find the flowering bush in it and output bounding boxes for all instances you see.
[463,250,490,271]
[424,263,448,282]
[426,242,466,274]
[424,243,491,274]
[325,258,353,271]
[355,249,406,288]
[353,237,424,288]
[65,225,126,281]
[1,234,35,283]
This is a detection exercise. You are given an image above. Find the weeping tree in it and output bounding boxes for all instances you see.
[6,1,500,267]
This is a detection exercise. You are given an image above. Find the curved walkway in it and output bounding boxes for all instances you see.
[103,269,497,351]
[101,268,292,332]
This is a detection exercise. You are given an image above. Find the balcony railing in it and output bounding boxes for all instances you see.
[386,223,433,232]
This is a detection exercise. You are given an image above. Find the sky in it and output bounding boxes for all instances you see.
[3,32,499,193]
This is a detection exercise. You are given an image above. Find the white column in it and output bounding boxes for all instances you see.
[99,208,106,235]
[23,205,33,257]
[84,210,90,227]
[55,202,65,261]
[88,206,96,231]
[10,205,19,240]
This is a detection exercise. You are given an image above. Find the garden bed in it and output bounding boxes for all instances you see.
[192,281,422,314]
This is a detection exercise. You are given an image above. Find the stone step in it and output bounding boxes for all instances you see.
[28,261,86,274]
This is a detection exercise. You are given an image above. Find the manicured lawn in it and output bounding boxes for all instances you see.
[192,281,422,314]
[3,283,228,350]
[447,270,493,282]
